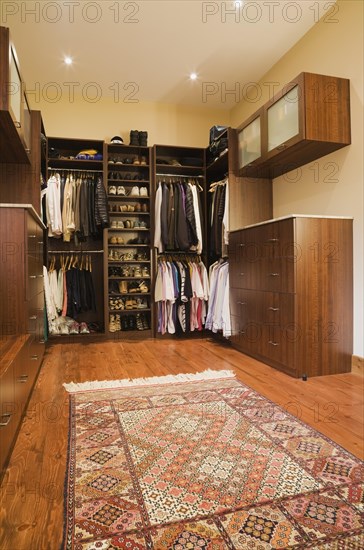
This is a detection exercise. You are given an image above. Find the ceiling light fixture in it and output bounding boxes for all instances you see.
[64,56,73,65]
[190,73,198,81]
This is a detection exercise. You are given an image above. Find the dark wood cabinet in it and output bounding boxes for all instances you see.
[229,216,353,378]
[237,73,351,179]
[0,205,45,477]
[0,26,32,164]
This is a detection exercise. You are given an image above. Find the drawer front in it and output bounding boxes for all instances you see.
[0,364,20,473]
[264,325,297,375]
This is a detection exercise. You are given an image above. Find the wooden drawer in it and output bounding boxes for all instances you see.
[0,363,20,473]
[263,324,297,376]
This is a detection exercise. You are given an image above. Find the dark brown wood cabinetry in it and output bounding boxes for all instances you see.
[229,216,353,378]
[0,26,32,164]
[238,73,351,179]
[0,205,45,477]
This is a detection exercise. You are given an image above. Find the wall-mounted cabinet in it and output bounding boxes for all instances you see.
[237,72,351,179]
[0,26,31,164]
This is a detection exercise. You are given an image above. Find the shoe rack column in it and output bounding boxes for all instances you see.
[105,142,153,337]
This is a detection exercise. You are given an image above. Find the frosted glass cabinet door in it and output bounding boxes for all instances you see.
[238,115,261,168]
[9,47,22,128]
[267,85,299,151]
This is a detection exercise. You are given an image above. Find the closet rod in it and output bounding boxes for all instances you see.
[48,250,104,254]
[48,168,103,174]
[156,173,204,178]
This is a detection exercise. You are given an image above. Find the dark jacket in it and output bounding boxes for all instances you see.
[94,177,109,228]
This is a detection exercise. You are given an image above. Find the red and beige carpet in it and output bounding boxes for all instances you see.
[62,370,364,549]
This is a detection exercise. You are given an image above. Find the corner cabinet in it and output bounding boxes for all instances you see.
[228,216,353,378]
[0,26,31,164]
[238,73,351,178]
[0,205,45,478]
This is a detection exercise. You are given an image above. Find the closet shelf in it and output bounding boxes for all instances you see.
[48,158,103,169]
[108,212,150,216]
[108,179,149,184]
[108,276,151,280]
[108,292,151,297]
[109,308,151,313]
[107,195,150,200]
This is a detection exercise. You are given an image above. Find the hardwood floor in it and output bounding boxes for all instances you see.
[0,337,363,550]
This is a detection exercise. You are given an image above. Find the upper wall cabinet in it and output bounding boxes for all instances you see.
[0,26,31,164]
[237,72,351,179]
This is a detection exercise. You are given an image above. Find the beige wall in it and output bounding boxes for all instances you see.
[231,0,363,357]
[40,96,229,148]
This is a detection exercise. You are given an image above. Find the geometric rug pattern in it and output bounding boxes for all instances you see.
[62,372,364,549]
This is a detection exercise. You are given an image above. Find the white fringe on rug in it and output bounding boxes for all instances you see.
[63,369,236,393]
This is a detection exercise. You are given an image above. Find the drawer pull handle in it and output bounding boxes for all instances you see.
[29,275,37,279]
[29,234,36,239]
[266,238,279,243]
[30,355,38,360]
[0,414,12,427]
[268,307,280,311]
[14,121,21,128]
[240,272,245,276]
[237,301,246,305]
[276,144,286,150]
[25,148,31,154]
[17,375,29,383]
[39,340,45,344]
[269,273,280,277]
[38,241,44,245]
[239,243,245,247]
[268,340,279,346]
[239,330,246,335]
[29,315,37,320]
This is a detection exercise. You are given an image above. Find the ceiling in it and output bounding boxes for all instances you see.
[3,0,324,110]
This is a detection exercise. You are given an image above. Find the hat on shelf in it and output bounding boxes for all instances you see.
[110,136,124,144]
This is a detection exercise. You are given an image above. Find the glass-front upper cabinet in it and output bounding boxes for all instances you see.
[9,45,22,129]
[237,108,263,173]
[267,85,299,152]
[0,26,31,162]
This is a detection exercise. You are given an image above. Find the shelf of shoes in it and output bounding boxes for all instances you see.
[105,141,153,336]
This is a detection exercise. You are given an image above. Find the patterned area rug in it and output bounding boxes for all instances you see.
[62,370,364,549]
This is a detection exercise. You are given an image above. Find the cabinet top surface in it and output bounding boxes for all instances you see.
[0,203,46,228]
[230,214,353,232]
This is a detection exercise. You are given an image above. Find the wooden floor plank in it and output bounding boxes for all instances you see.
[0,337,363,550]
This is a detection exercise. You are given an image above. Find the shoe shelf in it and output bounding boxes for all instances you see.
[105,140,153,338]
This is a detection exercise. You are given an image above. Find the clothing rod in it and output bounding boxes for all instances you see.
[156,173,204,178]
[48,250,104,254]
[48,168,103,174]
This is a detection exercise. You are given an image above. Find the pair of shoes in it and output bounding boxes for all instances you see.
[130,186,140,197]
[117,186,126,196]
[129,130,148,147]
[109,186,116,195]
[109,314,121,332]
[140,187,148,197]
[136,313,149,330]
[109,297,125,310]
[129,280,149,293]
[69,321,79,335]
[118,280,128,293]
[133,156,147,165]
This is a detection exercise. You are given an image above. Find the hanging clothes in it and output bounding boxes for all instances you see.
[45,172,108,242]
[44,255,97,335]
[154,179,203,254]
[205,259,231,337]
[155,257,209,335]
[208,178,229,260]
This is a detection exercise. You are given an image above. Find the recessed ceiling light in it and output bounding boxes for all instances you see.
[64,56,73,65]
[190,73,198,81]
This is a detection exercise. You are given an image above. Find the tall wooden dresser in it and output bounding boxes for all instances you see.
[229,215,353,378]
